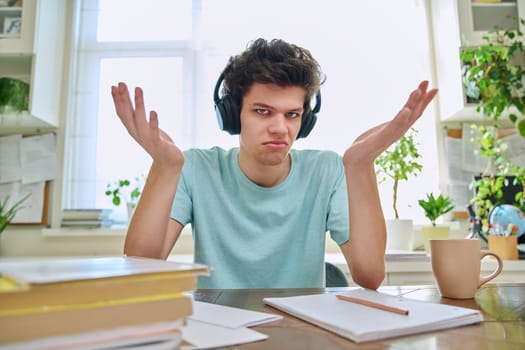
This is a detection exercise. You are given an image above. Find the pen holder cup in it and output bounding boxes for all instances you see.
[488,235,518,260]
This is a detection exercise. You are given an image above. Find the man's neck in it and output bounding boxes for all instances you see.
[237,151,292,188]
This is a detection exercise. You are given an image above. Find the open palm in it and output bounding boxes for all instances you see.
[344,81,438,167]
[111,82,184,169]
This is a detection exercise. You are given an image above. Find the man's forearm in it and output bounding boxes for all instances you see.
[124,162,182,258]
[344,163,386,289]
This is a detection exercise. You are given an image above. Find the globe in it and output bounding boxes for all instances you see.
[488,204,525,237]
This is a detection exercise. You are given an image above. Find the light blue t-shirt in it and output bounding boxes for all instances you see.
[170,147,349,289]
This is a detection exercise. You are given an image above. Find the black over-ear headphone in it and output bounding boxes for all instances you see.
[213,70,321,139]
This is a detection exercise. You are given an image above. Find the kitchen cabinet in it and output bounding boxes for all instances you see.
[0,0,67,134]
[430,0,525,124]
[458,0,525,47]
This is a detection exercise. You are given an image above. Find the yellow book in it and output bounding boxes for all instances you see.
[0,292,192,344]
[0,256,209,311]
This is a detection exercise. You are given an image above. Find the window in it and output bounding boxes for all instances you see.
[65,0,439,223]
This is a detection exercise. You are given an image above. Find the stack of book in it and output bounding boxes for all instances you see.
[61,209,113,228]
[0,256,209,349]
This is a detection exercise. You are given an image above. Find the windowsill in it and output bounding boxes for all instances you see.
[2,221,478,259]
[0,225,195,257]
[42,226,128,237]
[40,225,194,238]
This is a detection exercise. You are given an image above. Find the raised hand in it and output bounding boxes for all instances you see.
[343,81,438,167]
[111,82,184,170]
[341,81,437,290]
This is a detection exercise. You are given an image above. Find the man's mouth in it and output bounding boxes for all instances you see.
[263,140,288,150]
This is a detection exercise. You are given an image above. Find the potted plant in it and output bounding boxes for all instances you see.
[418,192,455,253]
[0,193,31,234]
[105,176,144,220]
[460,20,525,234]
[0,77,29,114]
[469,124,512,229]
[375,127,423,250]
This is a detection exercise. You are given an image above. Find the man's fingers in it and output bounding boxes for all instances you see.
[115,83,136,121]
[418,80,429,92]
[412,88,438,120]
[149,111,159,130]
[134,87,146,120]
[404,89,423,114]
[111,82,139,137]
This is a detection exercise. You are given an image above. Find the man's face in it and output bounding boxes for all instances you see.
[238,83,305,167]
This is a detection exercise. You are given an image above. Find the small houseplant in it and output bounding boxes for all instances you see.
[375,127,423,220]
[0,193,31,234]
[418,192,455,253]
[375,127,423,250]
[105,176,144,220]
[418,192,455,227]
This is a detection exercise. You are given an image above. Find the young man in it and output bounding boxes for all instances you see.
[111,38,437,290]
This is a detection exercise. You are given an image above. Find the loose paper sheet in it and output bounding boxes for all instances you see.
[0,181,45,223]
[180,301,281,349]
[0,133,57,185]
[189,301,283,328]
[182,319,268,350]
[21,133,57,184]
[0,134,22,184]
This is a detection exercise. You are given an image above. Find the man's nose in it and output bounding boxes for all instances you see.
[268,114,287,133]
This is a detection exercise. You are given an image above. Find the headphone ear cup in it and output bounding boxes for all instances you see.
[297,112,317,139]
[297,91,321,139]
[214,67,241,135]
[215,95,240,135]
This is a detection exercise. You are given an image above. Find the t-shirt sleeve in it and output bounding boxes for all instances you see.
[327,160,350,246]
[170,153,193,226]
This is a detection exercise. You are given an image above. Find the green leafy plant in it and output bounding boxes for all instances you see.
[460,19,525,131]
[105,177,143,209]
[375,127,423,219]
[418,192,455,227]
[460,21,525,227]
[0,193,31,234]
[0,77,30,114]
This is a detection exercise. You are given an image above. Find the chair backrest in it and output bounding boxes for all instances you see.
[325,262,349,287]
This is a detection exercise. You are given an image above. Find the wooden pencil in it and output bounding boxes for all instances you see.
[336,294,409,315]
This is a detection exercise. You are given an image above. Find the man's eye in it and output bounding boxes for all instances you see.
[255,109,269,115]
[286,112,301,118]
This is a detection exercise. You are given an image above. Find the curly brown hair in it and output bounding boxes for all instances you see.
[221,38,325,116]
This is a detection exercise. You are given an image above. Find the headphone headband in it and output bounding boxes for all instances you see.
[213,70,320,138]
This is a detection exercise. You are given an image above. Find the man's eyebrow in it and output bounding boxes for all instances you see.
[251,102,303,112]
[251,102,272,108]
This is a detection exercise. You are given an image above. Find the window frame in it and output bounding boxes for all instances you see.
[63,0,197,212]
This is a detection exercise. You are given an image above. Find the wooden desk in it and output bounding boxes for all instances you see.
[193,284,525,349]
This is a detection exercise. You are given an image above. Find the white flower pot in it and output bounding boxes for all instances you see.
[386,219,414,251]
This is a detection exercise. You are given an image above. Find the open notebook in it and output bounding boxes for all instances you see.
[263,289,483,343]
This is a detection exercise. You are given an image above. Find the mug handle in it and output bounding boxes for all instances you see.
[478,250,503,287]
